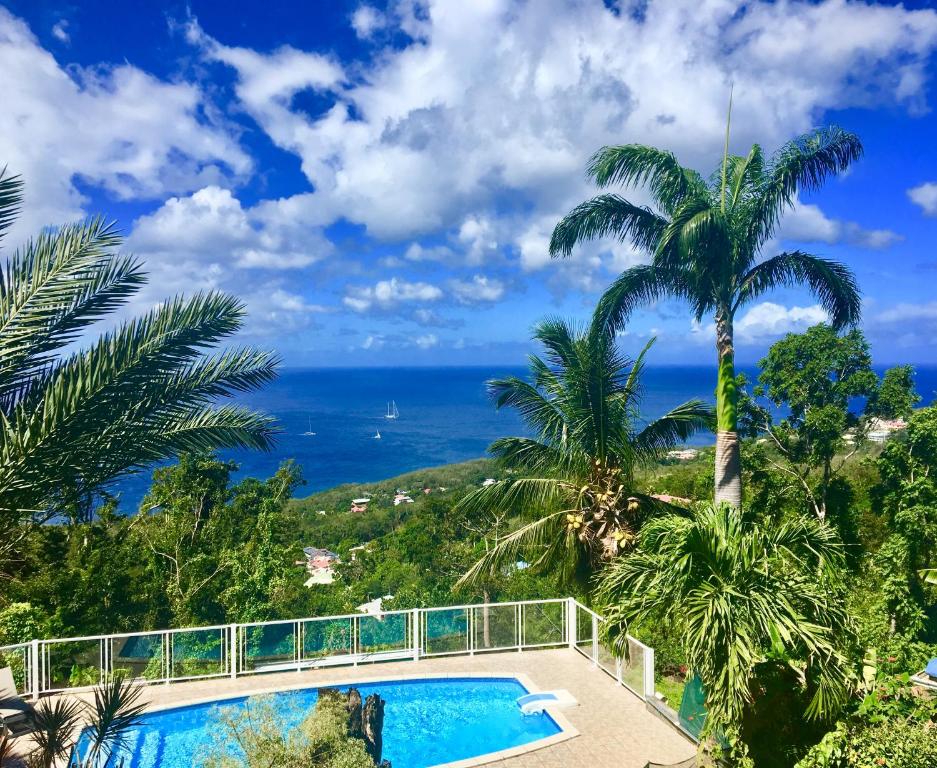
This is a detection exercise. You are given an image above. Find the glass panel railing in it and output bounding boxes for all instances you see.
[241,622,296,673]
[301,617,354,661]
[575,604,593,657]
[358,612,409,656]
[170,628,226,679]
[620,636,645,694]
[42,639,103,691]
[471,604,517,652]
[523,601,565,647]
[0,643,31,695]
[423,608,468,655]
[597,638,617,679]
[109,632,166,682]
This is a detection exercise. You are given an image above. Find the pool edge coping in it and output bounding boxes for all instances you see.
[127,670,580,767]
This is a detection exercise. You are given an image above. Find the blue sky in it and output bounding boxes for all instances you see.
[2,0,937,367]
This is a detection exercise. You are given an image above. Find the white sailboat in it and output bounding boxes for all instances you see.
[384,400,399,420]
[373,429,382,440]
[302,417,316,436]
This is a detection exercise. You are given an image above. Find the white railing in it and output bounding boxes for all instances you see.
[0,597,657,704]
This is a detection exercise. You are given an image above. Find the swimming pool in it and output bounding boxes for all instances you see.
[92,677,563,767]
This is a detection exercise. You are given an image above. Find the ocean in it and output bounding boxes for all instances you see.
[112,365,937,512]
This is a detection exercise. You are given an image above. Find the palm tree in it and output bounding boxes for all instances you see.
[595,503,852,753]
[550,125,863,508]
[0,169,278,557]
[457,313,712,590]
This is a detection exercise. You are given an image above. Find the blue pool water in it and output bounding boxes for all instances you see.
[91,677,560,768]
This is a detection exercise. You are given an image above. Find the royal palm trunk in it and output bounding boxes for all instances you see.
[714,308,742,508]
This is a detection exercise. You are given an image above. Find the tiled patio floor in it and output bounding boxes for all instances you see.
[7,648,696,767]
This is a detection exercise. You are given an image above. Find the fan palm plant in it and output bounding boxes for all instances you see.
[595,503,852,752]
[457,314,713,590]
[28,675,146,768]
[550,124,863,508]
[0,169,278,550]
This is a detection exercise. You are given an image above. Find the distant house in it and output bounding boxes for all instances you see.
[301,547,340,587]
[481,478,497,487]
[393,492,414,506]
[868,417,907,443]
[350,497,371,513]
[667,448,699,461]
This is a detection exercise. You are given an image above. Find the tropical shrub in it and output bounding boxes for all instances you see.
[596,503,853,762]
[203,693,377,768]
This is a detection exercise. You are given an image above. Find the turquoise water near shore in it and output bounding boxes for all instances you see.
[112,365,937,512]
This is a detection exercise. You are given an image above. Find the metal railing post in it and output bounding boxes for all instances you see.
[229,624,238,679]
[643,645,655,700]
[566,598,575,650]
[30,640,39,699]
[411,609,420,662]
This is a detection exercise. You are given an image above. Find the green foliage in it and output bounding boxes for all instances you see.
[595,503,853,754]
[552,126,864,506]
[740,325,879,519]
[868,365,921,420]
[0,601,49,644]
[458,323,712,590]
[796,676,937,768]
[0,169,278,574]
[871,407,937,638]
[202,694,375,768]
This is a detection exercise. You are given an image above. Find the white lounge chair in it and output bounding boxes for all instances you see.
[0,667,31,728]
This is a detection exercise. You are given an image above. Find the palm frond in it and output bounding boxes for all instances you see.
[0,168,23,243]
[549,194,667,258]
[735,251,861,328]
[634,400,715,457]
[751,127,863,245]
[586,145,708,214]
[593,264,690,339]
[456,509,575,588]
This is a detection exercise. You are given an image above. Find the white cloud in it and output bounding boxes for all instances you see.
[351,5,386,40]
[414,333,439,349]
[449,274,505,304]
[192,0,937,284]
[51,20,69,43]
[866,301,937,349]
[779,200,901,249]
[343,277,443,312]
[362,334,384,350]
[124,186,332,336]
[129,186,332,270]
[0,9,250,243]
[908,182,937,217]
[735,302,829,342]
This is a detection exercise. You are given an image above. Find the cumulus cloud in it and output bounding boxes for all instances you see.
[449,274,505,304]
[193,0,937,271]
[129,186,332,269]
[0,8,249,243]
[779,200,902,249]
[344,277,444,312]
[908,182,937,216]
[125,187,331,336]
[735,302,829,342]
